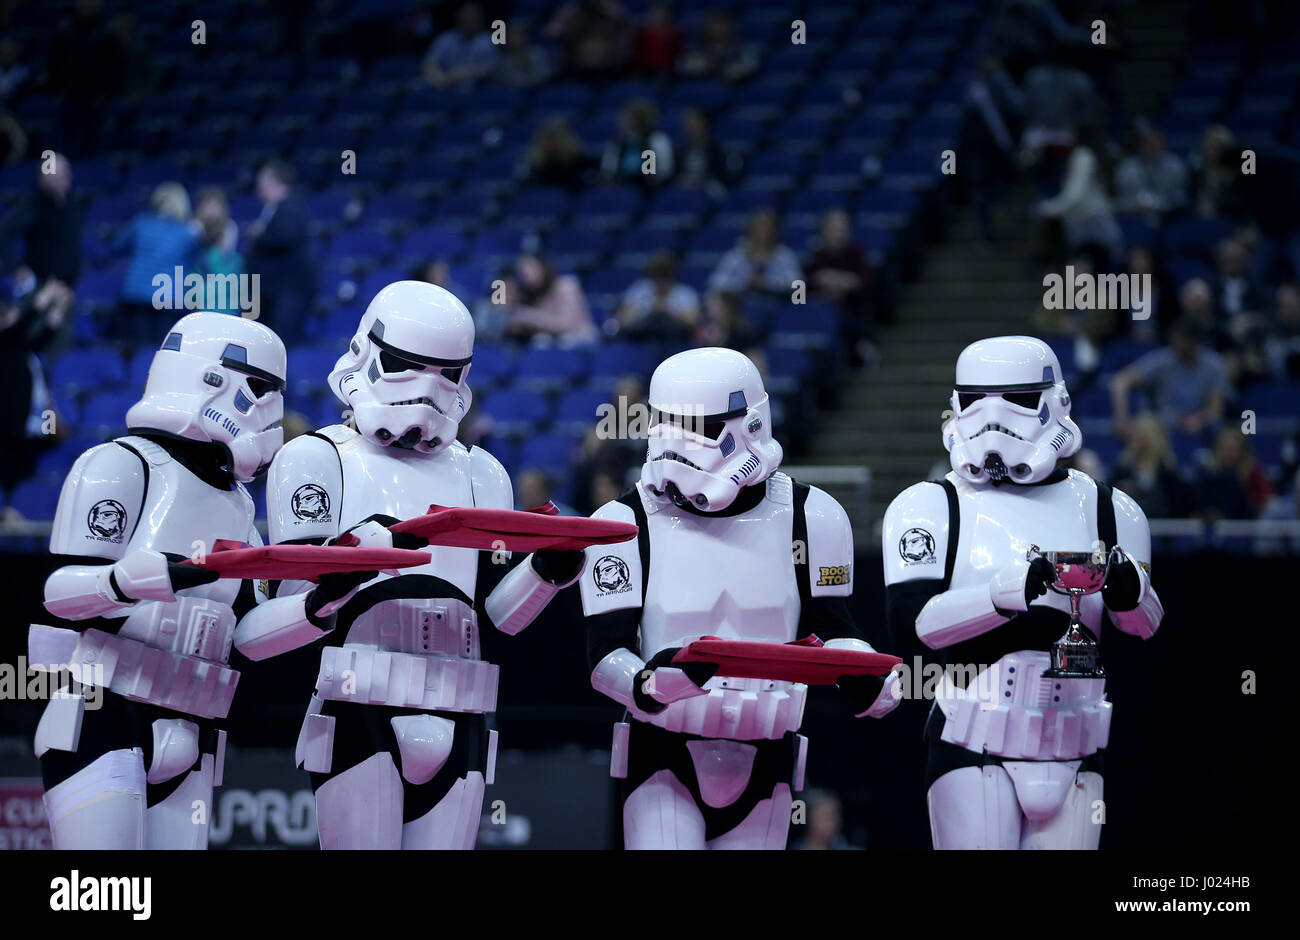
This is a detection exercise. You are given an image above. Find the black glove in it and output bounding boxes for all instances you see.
[1102,558,1142,611]
[1025,556,1057,606]
[160,553,221,593]
[532,549,585,585]
[631,647,719,714]
[836,673,887,714]
[304,567,378,625]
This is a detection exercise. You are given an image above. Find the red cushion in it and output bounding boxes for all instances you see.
[183,540,430,583]
[673,636,903,684]
[389,504,638,551]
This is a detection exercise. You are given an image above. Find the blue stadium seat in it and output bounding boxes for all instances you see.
[9,478,62,518]
[400,227,466,259]
[554,387,611,433]
[50,348,126,398]
[513,347,592,392]
[518,433,582,473]
[468,344,515,391]
[478,390,553,435]
[79,390,140,434]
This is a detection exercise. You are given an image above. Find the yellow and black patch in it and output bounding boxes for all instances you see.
[816,564,851,586]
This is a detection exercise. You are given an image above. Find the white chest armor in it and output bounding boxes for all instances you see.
[638,474,806,739]
[57,437,253,720]
[313,433,497,713]
[940,471,1111,760]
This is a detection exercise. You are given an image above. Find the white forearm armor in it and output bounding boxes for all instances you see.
[485,552,585,636]
[234,593,331,661]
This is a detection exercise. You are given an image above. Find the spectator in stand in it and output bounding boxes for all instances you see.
[1264,283,1300,380]
[411,258,470,304]
[1254,467,1300,556]
[505,253,597,344]
[1115,124,1187,225]
[1035,120,1122,265]
[571,376,647,514]
[633,2,684,75]
[1125,244,1170,336]
[246,159,316,339]
[675,107,733,195]
[473,263,516,342]
[791,790,861,850]
[614,250,700,344]
[962,56,1023,242]
[545,0,631,80]
[708,209,803,300]
[525,118,599,192]
[516,467,578,515]
[1187,124,1245,223]
[806,208,875,367]
[1019,63,1095,159]
[1213,237,1265,319]
[701,292,766,363]
[112,181,197,346]
[602,97,674,188]
[1111,317,1228,435]
[494,24,551,88]
[1192,426,1274,520]
[679,10,757,82]
[191,187,244,315]
[421,3,497,89]
[1,154,84,289]
[0,276,73,520]
[1110,413,1193,518]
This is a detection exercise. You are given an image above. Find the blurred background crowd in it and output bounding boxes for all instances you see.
[0,0,1297,546]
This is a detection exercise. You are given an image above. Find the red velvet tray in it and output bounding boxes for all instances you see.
[672,636,903,684]
[389,503,638,551]
[183,538,430,583]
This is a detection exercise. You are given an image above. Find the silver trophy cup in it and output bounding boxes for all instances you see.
[1025,544,1126,678]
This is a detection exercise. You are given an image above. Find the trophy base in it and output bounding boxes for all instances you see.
[1043,641,1106,680]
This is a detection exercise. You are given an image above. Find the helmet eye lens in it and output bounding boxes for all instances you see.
[957,392,984,410]
[245,376,277,398]
[1002,391,1042,409]
[379,348,428,374]
[651,410,726,441]
[440,365,464,384]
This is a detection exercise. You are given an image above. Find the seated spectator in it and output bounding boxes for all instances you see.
[516,467,578,515]
[963,56,1024,241]
[494,24,551,88]
[1264,283,1300,379]
[1110,413,1193,518]
[601,97,673,188]
[473,264,516,342]
[421,3,497,89]
[708,209,803,300]
[805,208,874,367]
[1187,124,1245,223]
[791,789,861,851]
[112,181,197,346]
[1213,237,1265,318]
[0,276,72,519]
[191,186,244,315]
[614,250,700,343]
[1115,125,1188,224]
[411,259,470,304]
[679,11,757,81]
[1035,121,1122,265]
[505,253,597,344]
[1192,426,1274,520]
[1111,317,1228,435]
[701,292,766,363]
[525,118,598,192]
[633,2,683,75]
[545,0,631,80]
[1254,467,1300,555]
[674,107,733,194]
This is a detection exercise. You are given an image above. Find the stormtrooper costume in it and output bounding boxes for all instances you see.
[561,348,899,850]
[882,336,1163,850]
[34,311,287,849]
[233,281,583,849]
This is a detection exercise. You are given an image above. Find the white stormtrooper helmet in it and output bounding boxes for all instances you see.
[640,347,783,511]
[943,335,1082,486]
[328,281,474,454]
[125,311,287,482]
